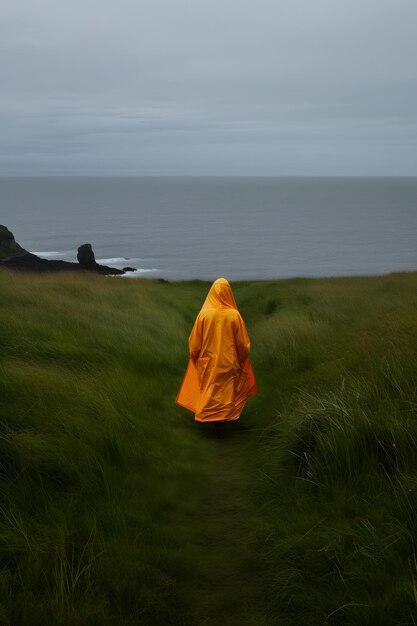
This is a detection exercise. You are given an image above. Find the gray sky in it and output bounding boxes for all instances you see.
[1,0,417,175]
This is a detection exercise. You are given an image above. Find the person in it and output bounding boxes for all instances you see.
[176,277,258,424]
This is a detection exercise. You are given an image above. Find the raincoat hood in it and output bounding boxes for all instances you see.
[201,277,238,311]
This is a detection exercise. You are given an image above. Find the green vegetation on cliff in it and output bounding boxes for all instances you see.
[0,226,26,259]
[0,269,416,625]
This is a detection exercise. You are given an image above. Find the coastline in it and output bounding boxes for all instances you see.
[0,224,133,275]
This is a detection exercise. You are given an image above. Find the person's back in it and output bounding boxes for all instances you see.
[176,278,258,423]
[197,306,242,369]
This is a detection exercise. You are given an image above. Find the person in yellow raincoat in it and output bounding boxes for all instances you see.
[176,277,258,423]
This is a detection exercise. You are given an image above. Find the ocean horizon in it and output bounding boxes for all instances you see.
[1,175,416,281]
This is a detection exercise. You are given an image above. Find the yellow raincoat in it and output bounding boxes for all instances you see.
[176,278,258,422]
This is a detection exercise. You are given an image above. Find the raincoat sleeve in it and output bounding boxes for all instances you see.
[232,313,251,364]
[188,313,203,363]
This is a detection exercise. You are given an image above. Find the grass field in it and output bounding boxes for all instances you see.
[0,268,416,625]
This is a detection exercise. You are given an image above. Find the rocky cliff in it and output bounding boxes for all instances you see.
[0,226,135,275]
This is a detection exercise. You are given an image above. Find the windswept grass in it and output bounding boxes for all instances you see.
[0,268,416,625]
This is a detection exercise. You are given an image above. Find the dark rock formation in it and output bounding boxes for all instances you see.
[77,243,97,268]
[0,251,126,274]
[0,226,136,275]
[0,225,26,259]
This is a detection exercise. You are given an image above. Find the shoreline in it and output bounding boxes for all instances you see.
[1,263,416,284]
[0,224,134,276]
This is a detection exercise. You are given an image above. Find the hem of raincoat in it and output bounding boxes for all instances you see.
[193,386,259,422]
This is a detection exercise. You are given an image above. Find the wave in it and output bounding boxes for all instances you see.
[120,268,159,276]
[32,250,75,259]
[110,268,160,279]
[96,257,146,265]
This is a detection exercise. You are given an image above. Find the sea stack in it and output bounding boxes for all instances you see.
[77,243,98,268]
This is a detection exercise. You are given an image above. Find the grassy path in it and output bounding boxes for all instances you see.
[184,421,271,626]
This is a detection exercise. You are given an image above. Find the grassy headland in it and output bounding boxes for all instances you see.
[0,268,416,625]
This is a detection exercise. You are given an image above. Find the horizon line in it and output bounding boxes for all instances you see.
[1,174,417,179]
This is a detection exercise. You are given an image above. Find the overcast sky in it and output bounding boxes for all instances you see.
[1,0,417,175]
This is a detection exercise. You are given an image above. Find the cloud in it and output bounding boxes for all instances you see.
[1,0,417,174]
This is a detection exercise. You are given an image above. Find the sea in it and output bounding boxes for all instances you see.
[1,176,416,281]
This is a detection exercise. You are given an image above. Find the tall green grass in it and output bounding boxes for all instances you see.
[0,269,416,625]
[248,273,417,625]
